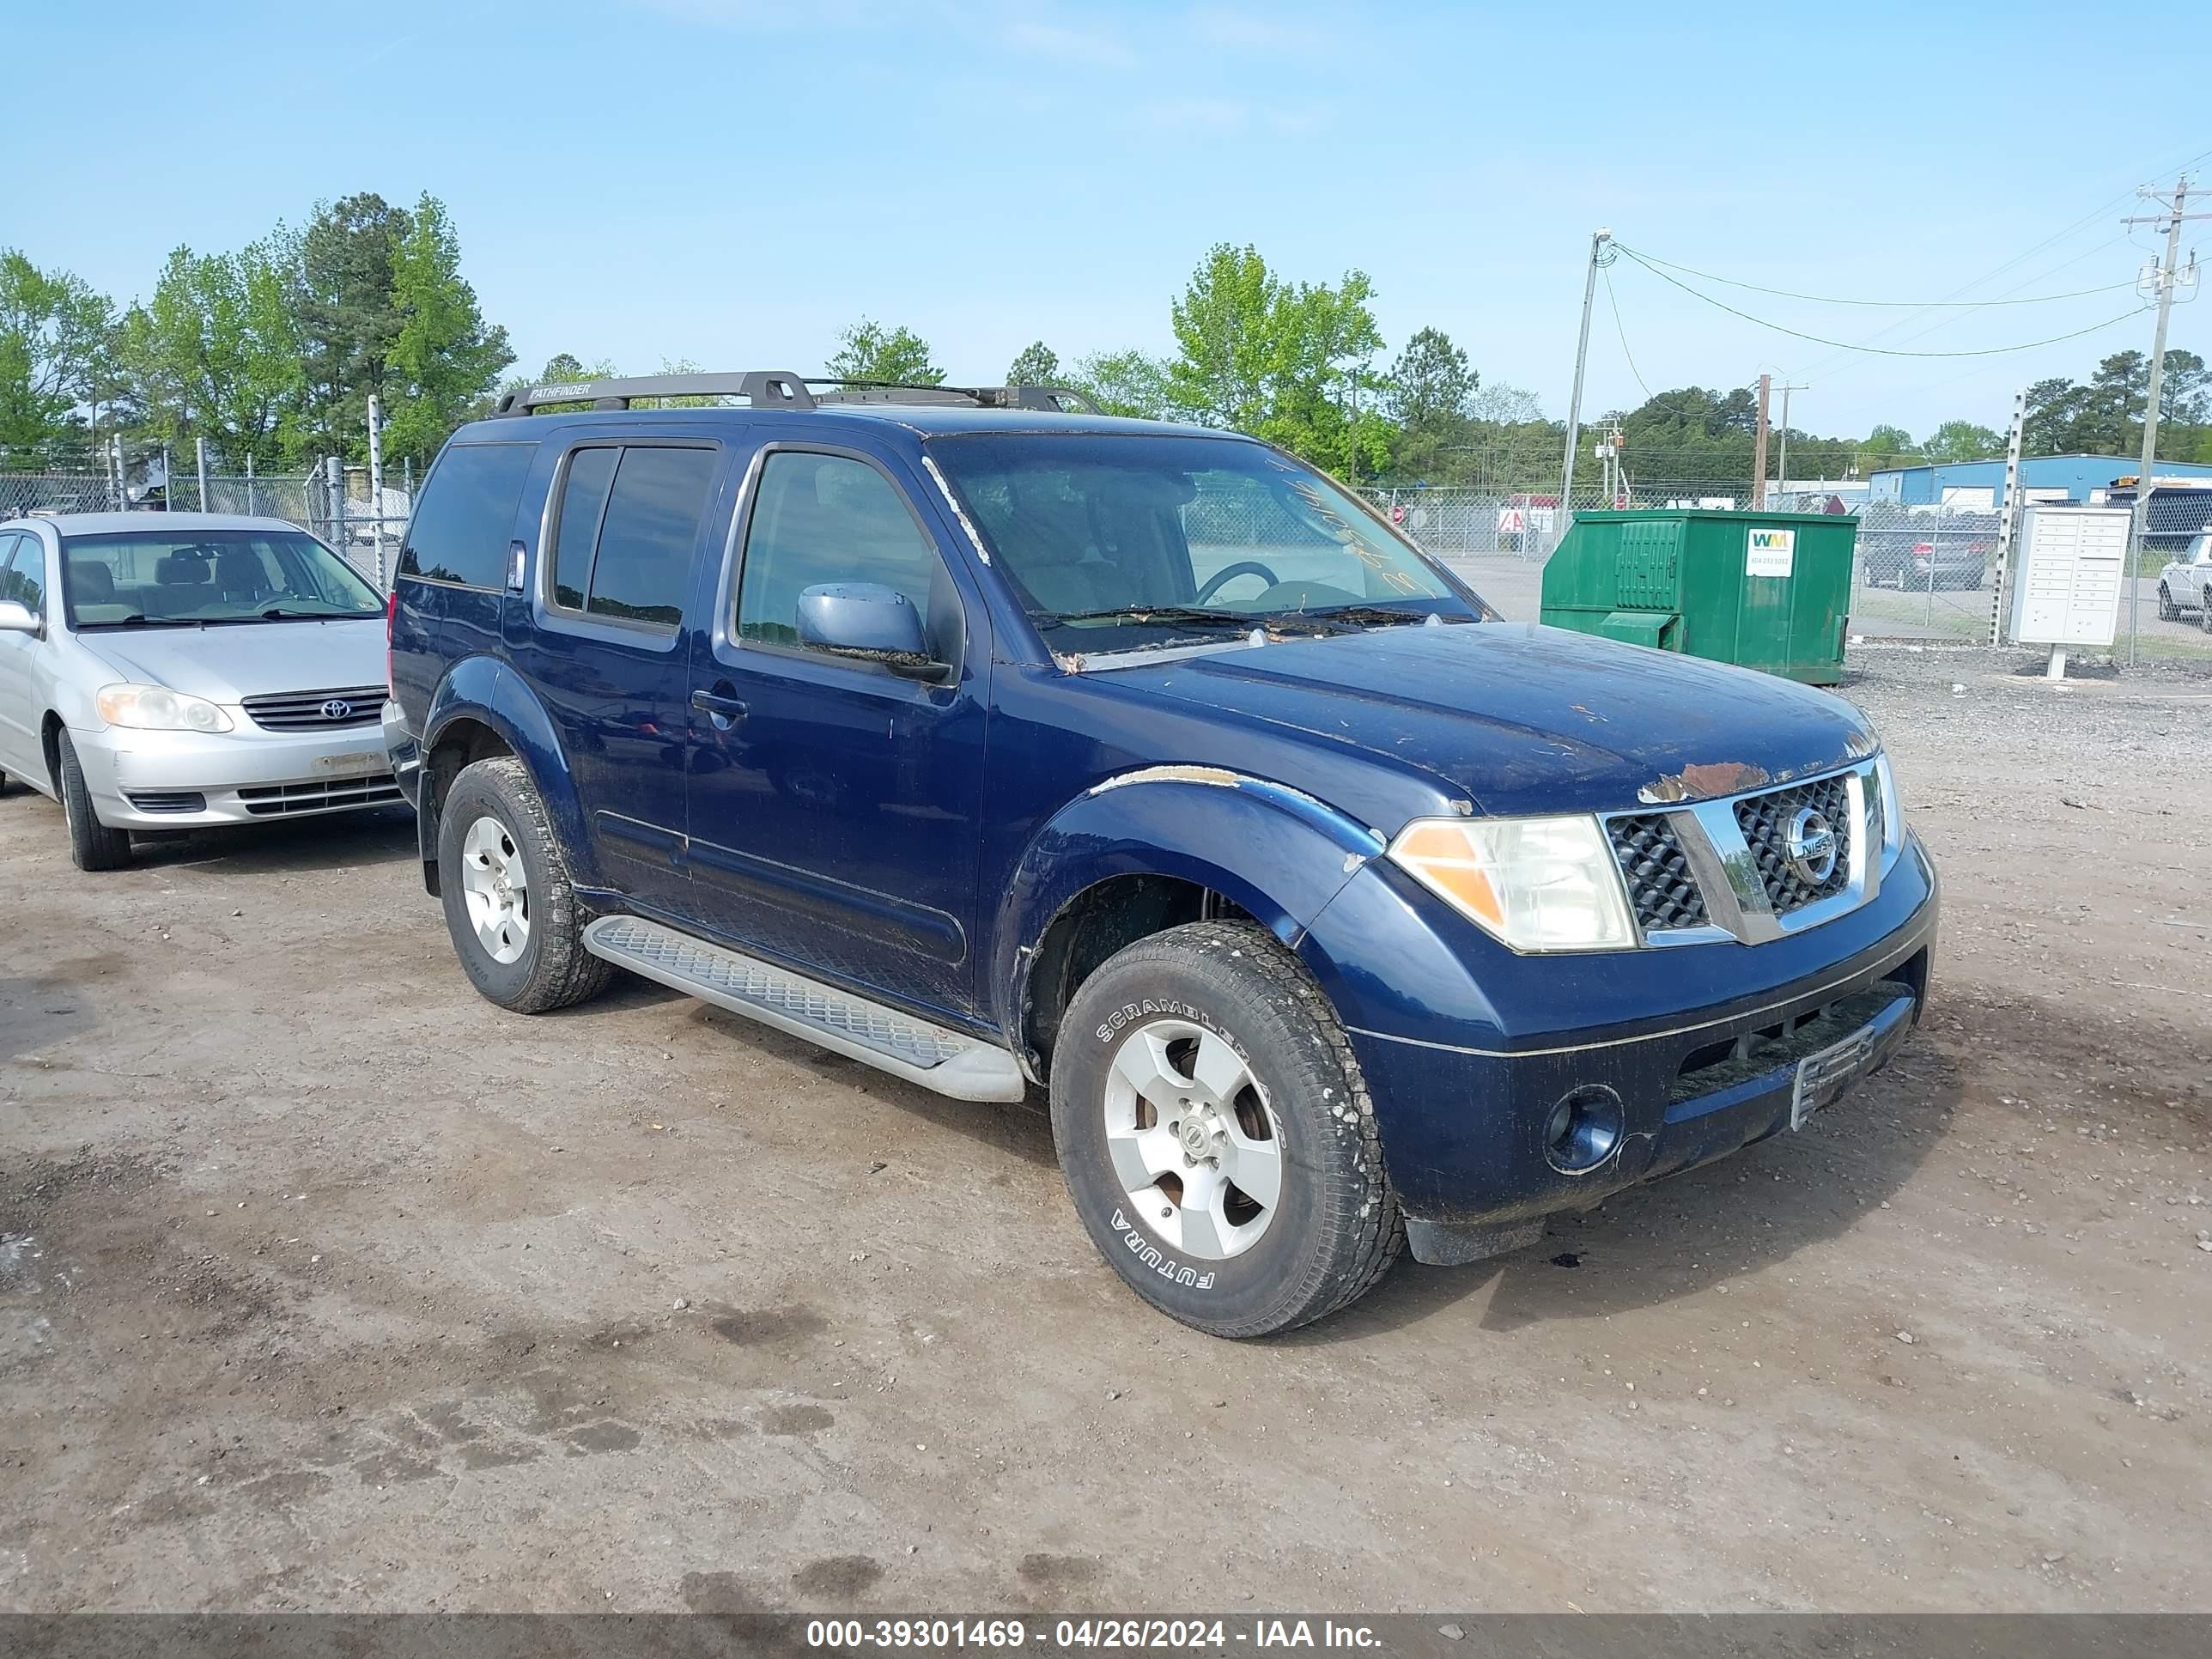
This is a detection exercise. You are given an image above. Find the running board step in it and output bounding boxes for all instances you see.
[581,915,1027,1103]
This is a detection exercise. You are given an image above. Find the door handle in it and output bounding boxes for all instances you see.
[690,687,749,725]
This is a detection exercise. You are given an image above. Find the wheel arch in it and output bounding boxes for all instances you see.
[416,657,589,894]
[996,769,1387,1082]
[40,710,64,793]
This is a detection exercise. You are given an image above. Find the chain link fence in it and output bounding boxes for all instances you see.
[2,462,410,590]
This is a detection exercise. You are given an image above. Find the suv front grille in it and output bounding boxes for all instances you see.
[1607,814,1709,932]
[1733,775,1853,915]
[240,685,387,731]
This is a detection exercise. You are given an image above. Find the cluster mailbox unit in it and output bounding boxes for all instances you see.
[2004,504,2130,678]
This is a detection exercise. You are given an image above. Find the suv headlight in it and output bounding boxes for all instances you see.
[1874,751,1905,855]
[95,683,234,733]
[1389,814,1635,952]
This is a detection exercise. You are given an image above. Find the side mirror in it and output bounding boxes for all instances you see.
[0,600,39,637]
[795,582,947,679]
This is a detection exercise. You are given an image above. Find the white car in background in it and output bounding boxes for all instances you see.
[0,512,402,871]
[2158,531,2212,621]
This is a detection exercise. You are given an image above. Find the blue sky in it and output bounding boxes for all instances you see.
[10,1,2209,445]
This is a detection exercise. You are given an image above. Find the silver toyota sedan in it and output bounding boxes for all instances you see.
[0,512,402,871]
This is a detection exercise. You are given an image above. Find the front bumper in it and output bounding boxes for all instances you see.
[1302,833,1940,1240]
[71,719,404,829]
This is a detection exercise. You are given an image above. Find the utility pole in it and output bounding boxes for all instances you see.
[1751,374,1771,509]
[1773,381,1808,499]
[1990,385,2027,648]
[2121,173,2206,663]
[368,395,386,588]
[1559,228,1613,540]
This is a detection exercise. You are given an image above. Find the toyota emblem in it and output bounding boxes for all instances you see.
[1784,806,1838,886]
[321,698,354,720]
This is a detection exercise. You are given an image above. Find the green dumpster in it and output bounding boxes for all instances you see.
[1537,508,1857,685]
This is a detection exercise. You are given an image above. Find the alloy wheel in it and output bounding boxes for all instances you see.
[1102,1018,1284,1261]
[459,815,531,964]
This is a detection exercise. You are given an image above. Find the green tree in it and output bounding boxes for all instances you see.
[826,319,942,386]
[1382,325,1478,481]
[1857,423,1917,471]
[283,192,409,461]
[381,195,514,465]
[0,249,116,461]
[1384,326,1475,431]
[1068,349,1173,419]
[1006,341,1060,387]
[121,241,301,464]
[1920,419,2003,463]
[1166,243,1389,476]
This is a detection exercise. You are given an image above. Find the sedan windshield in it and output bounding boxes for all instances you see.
[59,528,384,629]
[927,434,1479,651]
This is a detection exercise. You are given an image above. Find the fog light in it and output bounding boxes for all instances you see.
[1544,1085,1623,1175]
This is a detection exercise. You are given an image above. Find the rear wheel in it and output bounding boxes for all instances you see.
[436,756,612,1014]
[55,732,132,871]
[2201,596,2212,635]
[1049,921,1402,1338]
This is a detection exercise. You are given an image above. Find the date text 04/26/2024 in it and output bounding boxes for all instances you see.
[804,1620,1384,1650]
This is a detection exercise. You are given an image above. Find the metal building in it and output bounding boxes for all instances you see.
[1867,453,2212,507]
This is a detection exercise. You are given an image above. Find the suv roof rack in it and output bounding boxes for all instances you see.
[493,370,1102,418]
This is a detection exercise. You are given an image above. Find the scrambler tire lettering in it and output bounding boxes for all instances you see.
[1096,999,1208,1042]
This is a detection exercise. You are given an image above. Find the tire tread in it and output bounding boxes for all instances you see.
[1054,919,1403,1337]
[442,757,612,1014]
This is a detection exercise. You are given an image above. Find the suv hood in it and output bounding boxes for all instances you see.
[1100,622,1875,820]
[73,618,386,704]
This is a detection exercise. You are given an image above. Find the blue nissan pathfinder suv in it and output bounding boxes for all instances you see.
[383,369,1937,1337]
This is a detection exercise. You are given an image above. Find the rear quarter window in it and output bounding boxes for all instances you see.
[401,442,538,587]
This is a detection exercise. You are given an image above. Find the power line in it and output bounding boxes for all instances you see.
[1614,246,2133,307]
[1615,246,2149,357]
[1784,147,2212,378]
[1600,263,1656,400]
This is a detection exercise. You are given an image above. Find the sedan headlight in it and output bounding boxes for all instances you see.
[1389,813,1635,952]
[95,683,234,733]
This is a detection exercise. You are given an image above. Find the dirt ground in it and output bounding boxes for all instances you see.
[3,645,2209,1614]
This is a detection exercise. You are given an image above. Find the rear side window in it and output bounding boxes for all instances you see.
[545,445,718,630]
[401,442,537,587]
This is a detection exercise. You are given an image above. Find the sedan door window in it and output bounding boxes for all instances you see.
[0,533,43,617]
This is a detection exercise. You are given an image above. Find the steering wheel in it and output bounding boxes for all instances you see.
[1194,561,1281,604]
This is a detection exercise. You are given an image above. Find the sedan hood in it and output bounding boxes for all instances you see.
[1102,621,1875,819]
[74,618,387,704]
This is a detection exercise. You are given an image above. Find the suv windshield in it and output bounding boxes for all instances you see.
[927,434,1478,650]
[59,528,384,629]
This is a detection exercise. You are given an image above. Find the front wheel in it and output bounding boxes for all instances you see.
[56,732,132,871]
[436,756,612,1014]
[2160,585,2179,621]
[1049,921,1402,1338]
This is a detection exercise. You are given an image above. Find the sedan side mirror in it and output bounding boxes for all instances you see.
[0,600,39,637]
[795,582,948,680]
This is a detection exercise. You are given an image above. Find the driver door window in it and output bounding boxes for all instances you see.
[737,452,944,652]
[0,534,43,617]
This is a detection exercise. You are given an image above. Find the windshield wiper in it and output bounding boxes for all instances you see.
[259,606,371,620]
[1309,605,1457,631]
[1045,605,1256,630]
[83,615,203,629]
